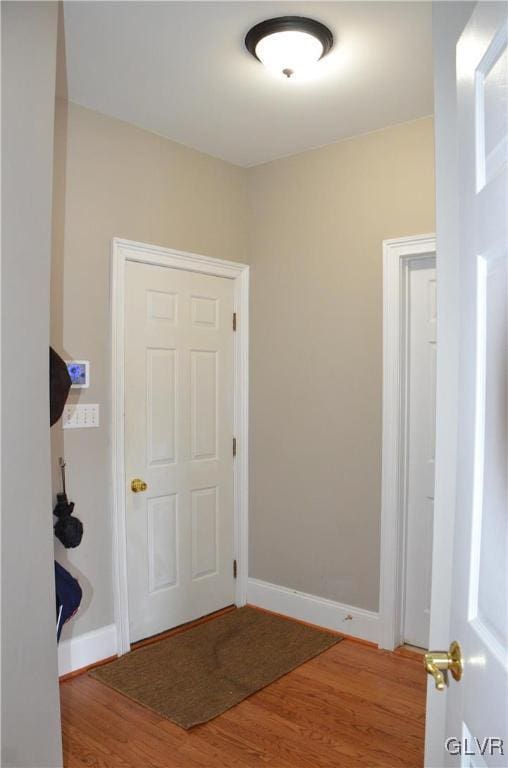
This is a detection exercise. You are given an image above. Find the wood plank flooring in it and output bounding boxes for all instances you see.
[60,617,426,768]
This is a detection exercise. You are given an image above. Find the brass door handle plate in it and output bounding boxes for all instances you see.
[424,641,463,691]
[131,478,148,493]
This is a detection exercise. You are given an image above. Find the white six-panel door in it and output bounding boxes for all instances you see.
[432,4,507,765]
[125,261,235,642]
[404,258,437,649]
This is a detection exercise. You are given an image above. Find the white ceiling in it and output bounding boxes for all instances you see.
[62,1,433,167]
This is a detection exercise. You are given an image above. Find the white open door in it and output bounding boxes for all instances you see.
[426,3,507,765]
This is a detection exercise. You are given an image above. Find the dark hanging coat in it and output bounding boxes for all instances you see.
[55,561,82,642]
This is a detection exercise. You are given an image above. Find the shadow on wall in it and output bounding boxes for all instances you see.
[51,3,94,637]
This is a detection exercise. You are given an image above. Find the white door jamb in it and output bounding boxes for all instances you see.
[379,234,436,650]
[111,238,249,655]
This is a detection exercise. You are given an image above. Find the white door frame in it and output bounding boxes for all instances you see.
[111,237,249,655]
[379,234,436,650]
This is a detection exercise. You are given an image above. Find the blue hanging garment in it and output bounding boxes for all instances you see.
[55,561,82,642]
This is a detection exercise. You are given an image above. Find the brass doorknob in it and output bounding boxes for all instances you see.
[424,641,463,690]
[131,478,148,493]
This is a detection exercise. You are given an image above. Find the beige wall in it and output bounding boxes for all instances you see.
[52,100,248,638]
[246,117,435,612]
[52,102,434,639]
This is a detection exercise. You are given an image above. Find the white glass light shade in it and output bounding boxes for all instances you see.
[255,30,324,78]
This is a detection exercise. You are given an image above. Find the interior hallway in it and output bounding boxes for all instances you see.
[60,610,425,768]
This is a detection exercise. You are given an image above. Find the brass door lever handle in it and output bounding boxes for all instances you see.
[424,641,463,691]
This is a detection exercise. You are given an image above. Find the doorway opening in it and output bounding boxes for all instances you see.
[379,234,437,651]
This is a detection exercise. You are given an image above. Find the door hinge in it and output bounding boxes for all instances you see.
[233,437,237,457]
[233,312,237,332]
[233,559,238,579]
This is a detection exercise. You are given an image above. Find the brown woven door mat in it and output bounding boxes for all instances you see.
[91,605,343,729]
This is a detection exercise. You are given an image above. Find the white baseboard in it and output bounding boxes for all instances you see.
[58,624,117,677]
[247,578,379,645]
[58,584,378,677]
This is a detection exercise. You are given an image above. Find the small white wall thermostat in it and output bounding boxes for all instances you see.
[66,360,90,389]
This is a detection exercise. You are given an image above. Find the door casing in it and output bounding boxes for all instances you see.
[111,238,249,655]
[379,234,437,651]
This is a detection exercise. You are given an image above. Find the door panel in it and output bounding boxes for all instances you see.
[146,348,176,465]
[125,261,235,643]
[473,251,507,657]
[191,486,218,579]
[191,350,218,460]
[147,494,178,592]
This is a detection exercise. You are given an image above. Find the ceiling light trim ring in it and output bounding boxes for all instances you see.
[245,16,334,63]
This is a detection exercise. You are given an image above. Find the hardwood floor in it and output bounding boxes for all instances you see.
[60,619,426,768]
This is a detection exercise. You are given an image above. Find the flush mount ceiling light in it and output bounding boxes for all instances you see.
[245,16,333,80]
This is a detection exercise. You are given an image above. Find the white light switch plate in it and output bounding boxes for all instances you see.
[63,404,99,429]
